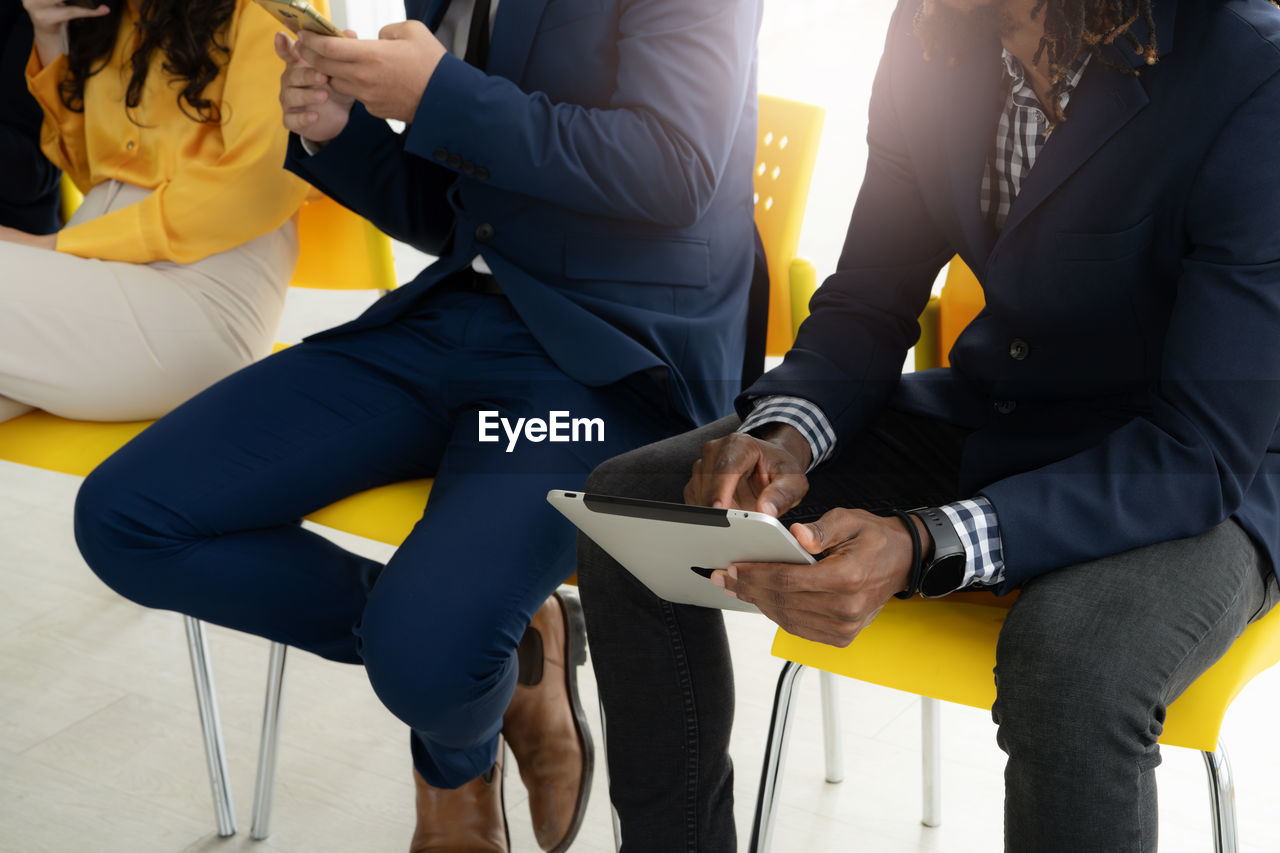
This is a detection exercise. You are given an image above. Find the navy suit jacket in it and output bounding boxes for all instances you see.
[745,0,1280,590]
[286,0,761,427]
[1,6,60,234]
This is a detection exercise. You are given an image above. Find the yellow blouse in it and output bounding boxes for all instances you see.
[26,0,311,264]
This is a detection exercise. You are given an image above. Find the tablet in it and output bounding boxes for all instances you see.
[548,490,815,614]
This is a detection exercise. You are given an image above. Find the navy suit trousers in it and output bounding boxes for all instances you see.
[75,285,686,786]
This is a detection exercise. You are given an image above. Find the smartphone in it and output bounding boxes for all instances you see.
[253,0,346,37]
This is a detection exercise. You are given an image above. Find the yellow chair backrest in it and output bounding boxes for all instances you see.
[754,95,825,355]
[918,257,985,370]
[290,196,397,292]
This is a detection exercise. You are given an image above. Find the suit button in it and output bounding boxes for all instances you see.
[447,154,462,168]
[475,167,490,180]
[462,161,476,175]
[475,223,495,243]
[995,400,1017,415]
[1009,339,1030,360]
[433,148,448,162]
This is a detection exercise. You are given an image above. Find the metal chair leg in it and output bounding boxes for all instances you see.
[596,694,622,852]
[251,641,289,840]
[748,661,806,853]
[1202,743,1239,853]
[184,615,237,837]
[818,671,844,783]
[921,697,942,828]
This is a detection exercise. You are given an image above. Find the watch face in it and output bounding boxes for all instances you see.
[919,552,968,598]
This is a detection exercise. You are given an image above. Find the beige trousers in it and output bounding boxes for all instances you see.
[0,181,297,422]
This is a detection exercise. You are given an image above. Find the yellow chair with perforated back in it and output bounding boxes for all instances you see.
[754,94,825,351]
[747,257,1280,853]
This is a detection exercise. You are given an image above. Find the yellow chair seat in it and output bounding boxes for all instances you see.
[0,410,435,548]
[304,478,433,546]
[772,591,1280,751]
[0,411,150,477]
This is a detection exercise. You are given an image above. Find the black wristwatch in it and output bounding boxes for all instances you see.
[909,507,969,598]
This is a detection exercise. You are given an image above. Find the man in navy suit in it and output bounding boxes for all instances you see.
[74,0,760,849]
[580,0,1280,849]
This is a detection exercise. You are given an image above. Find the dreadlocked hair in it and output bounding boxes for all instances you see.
[1027,0,1156,121]
[915,0,1162,123]
[60,0,237,124]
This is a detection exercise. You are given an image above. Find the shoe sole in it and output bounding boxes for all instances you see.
[550,589,593,853]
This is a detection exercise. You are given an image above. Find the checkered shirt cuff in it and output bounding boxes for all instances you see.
[738,396,837,473]
[938,497,1006,589]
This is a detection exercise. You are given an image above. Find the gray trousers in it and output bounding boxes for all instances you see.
[578,412,1277,853]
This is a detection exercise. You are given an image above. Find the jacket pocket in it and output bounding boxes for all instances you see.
[1056,215,1154,261]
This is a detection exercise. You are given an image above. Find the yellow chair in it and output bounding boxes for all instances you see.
[747,258,1280,853]
[59,178,84,225]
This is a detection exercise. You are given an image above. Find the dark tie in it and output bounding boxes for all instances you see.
[462,0,492,69]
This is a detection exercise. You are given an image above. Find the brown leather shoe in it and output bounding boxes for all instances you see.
[410,737,509,853]
[503,591,593,852]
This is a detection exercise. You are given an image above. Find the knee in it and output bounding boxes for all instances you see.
[993,617,1161,760]
[74,460,173,607]
[585,446,650,497]
[359,610,513,738]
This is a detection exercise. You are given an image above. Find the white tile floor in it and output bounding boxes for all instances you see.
[4,3,1280,850]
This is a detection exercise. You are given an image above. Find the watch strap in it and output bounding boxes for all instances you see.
[886,509,923,599]
[910,506,969,598]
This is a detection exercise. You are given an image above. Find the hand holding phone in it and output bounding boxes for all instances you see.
[274,31,354,144]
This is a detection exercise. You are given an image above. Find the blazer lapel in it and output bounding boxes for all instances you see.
[993,0,1176,245]
[992,63,1148,243]
[486,0,552,82]
[940,43,1005,269]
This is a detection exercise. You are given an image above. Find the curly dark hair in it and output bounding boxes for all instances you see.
[915,0,1159,123]
[60,0,237,124]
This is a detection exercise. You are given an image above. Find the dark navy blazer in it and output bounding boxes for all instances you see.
[1,6,60,234]
[746,0,1280,589]
[286,0,762,427]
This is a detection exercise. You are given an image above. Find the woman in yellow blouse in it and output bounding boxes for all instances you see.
[0,0,312,422]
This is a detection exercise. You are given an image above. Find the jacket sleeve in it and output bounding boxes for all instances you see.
[25,50,87,190]
[981,68,1280,589]
[51,3,311,263]
[739,0,953,433]
[399,0,760,229]
[284,102,459,256]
